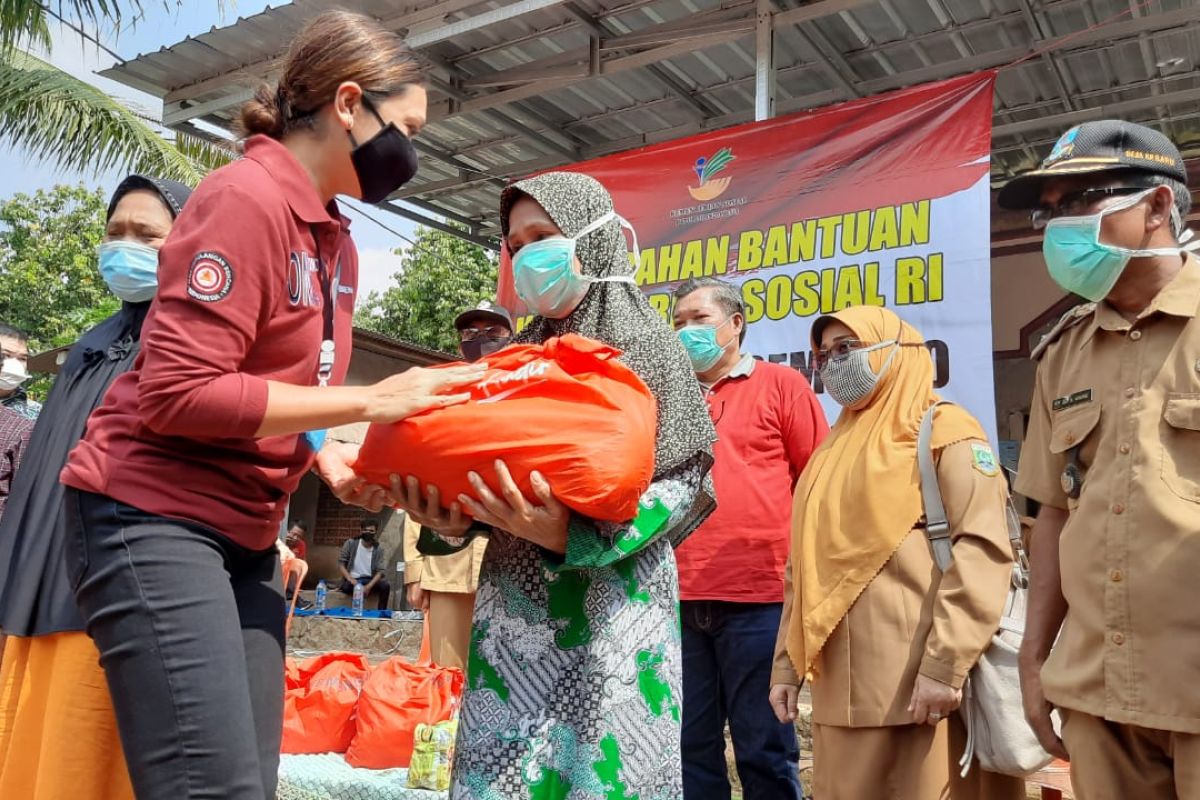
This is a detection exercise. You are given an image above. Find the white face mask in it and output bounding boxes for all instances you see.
[0,358,29,391]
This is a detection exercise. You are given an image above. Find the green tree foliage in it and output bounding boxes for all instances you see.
[355,226,500,354]
[0,184,115,351]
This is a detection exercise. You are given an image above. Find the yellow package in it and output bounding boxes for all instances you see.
[407,719,459,791]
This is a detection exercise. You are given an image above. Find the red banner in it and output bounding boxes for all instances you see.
[496,72,998,435]
[498,72,994,317]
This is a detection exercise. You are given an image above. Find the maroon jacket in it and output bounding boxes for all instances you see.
[63,136,358,550]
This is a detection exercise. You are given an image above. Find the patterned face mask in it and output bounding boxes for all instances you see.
[819,340,898,408]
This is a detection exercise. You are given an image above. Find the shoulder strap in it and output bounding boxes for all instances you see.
[918,401,954,572]
[1031,302,1095,361]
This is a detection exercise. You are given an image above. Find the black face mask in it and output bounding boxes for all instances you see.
[348,95,418,203]
[461,336,511,363]
[361,534,377,547]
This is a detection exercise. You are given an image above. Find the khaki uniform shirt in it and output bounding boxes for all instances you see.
[401,516,486,594]
[1015,255,1200,734]
[772,439,1014,727]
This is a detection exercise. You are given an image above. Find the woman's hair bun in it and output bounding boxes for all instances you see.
[238,83,286,139]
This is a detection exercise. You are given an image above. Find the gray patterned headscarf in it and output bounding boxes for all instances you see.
[502,171,716,478]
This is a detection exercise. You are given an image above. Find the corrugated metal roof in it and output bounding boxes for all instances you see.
[101,0,1200,241]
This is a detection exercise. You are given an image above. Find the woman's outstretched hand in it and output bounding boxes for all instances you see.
[363,363,486,424]
[388,474,472,539]
[314,441,389,512]
[458,460,569,554]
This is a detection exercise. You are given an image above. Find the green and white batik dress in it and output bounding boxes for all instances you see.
[422,455,710,800]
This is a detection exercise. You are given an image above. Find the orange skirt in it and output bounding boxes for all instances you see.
[0,632,134,800]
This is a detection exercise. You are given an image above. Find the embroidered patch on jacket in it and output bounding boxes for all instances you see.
[970,443,1000,477]
[187,251,233,302]
[1052,389,1092,412]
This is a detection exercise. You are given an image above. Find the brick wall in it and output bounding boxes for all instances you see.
[314,482,374,547]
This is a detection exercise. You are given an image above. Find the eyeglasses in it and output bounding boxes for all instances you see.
[1030,186,1145,230]
[813,339,865,370]
[812,339,926,370]
[459,325,509,342]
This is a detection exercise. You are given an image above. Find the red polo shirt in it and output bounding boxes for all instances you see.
[675,355,828,603]
[62,136,358,550]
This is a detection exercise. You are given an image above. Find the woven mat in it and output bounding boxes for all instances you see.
[277,753,448,800]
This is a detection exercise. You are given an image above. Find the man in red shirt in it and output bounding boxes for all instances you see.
[673,277,828,800]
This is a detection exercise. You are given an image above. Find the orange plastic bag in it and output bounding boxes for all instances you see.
[353,334,657,522]
[281,652,371,754]
[344,657,464,769]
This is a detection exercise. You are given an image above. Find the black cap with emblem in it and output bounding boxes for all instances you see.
[998,120,1187,210]
[454,300,514,331]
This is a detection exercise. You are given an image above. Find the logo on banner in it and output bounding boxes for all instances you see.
[287,251,321,308]
[688,147,735,201]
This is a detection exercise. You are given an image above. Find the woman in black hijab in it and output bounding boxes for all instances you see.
[0,174,190,799]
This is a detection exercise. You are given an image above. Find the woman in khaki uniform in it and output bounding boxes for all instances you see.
[770,306,1024,800]
[402,515,486,669]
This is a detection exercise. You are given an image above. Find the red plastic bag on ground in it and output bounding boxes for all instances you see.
[353,334,657,522]
[344,657,465,769]
[281,652,371,754]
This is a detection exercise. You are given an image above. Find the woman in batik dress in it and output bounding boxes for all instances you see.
[398,172,716,800]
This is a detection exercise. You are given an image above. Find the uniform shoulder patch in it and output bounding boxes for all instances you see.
[1031,302,1096,361]
[969,442,1000,477]
[187,251,234,303]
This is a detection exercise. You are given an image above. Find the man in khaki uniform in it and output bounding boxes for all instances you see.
[1001,120,1200,798]
[402,301,512,668]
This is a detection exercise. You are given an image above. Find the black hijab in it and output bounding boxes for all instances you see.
[503,172,716,527]
[0,175,191,636]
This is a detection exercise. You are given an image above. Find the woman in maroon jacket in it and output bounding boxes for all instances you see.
[59,12,482,799]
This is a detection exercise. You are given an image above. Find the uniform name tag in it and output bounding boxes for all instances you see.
[1052,389,1093,411]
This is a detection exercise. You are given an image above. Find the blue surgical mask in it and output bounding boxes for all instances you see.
[98,240,160,303]
[678,318,733,372]
[1043,189,1185,302]
[512,211,639,319]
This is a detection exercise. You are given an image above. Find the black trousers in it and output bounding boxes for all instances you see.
[65,489,285,800]
[339,575,391,610]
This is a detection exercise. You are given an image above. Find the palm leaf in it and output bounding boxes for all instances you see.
[701,147,735,181]
[0,0,51,50]
[0,0,162,52]
[0,50,232,185]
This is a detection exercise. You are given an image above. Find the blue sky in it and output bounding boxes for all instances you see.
[1,1,418,301]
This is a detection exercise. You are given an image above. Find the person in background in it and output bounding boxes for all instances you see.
[0,324,40,421]
[0,406,32,521]
[283,521,310,608]
[402,300,509,667]
[0,174,191,800]
[58,13,482,799]
[999,120,1200,799]
[393,172,717,799]
[670,277,827,800]
[772,306,1022,800]
[285,521,309,562]
[339,519,390,610]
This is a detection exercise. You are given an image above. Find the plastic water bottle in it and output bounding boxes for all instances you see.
[315,579,327,611]
[352,582,364,618]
